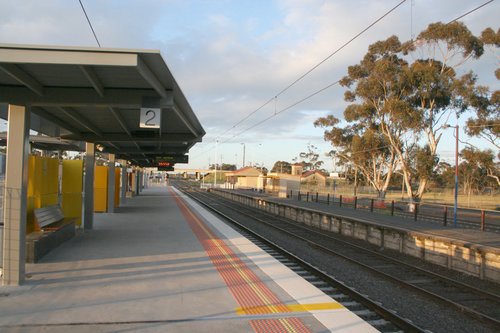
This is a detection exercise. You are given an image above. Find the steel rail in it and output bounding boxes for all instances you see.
[177,184,426,333]
[179,184,500,330]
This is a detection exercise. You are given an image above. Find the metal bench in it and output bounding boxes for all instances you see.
[26,205,76,263]
[34,205,70,230]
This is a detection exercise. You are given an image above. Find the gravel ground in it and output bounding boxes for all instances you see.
[195,190,499,333]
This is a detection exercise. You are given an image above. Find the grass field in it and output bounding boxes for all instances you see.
[299,184,499,211]
[194,175,499,211]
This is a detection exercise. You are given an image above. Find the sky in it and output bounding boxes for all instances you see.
[0,0,498,171]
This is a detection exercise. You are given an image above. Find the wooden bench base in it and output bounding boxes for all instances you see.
[26,220,76,263]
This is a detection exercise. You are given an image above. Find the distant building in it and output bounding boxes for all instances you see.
[266,166,328,197]
[265,172,301,198]
[291,163,303,176]
[225,167,264,190]
[301,170,328,186]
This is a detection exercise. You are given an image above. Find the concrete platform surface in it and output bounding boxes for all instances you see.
[234,190,500,250]
[0,185,377,332]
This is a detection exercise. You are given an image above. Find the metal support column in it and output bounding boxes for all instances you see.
[2,104,30,286]
[120,160,127,204]
[138,170,143,193]
[107,154,116,213]
[83,142,95,230]
[135,170,140,196]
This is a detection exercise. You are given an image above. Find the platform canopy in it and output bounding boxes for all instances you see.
[0,43,205,166]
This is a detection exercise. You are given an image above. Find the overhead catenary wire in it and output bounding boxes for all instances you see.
[222,80,341,144]
[78,0,101,47]
[447,0,495,24]
[220,1,497,144]
[219,0,408,138]
[191,1,496,163]
[272,0,408,100]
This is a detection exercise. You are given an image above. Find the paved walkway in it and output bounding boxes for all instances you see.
[0,185,376,333]
[230,190,500,251]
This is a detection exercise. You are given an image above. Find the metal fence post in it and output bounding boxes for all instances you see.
[481,210,485,231]
[316,192,319,202]
[306,192,309,202]
[370,199,374,212]
[339,195,343,207]
[354,196,358,210]
[443,206,448,226]
[414,203,419,221]
[391,200,394,216]
[327,193,330,205]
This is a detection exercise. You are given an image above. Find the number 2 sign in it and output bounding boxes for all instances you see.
[140,108,161,128]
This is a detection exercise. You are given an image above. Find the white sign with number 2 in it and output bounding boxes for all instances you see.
[140,108,161,128]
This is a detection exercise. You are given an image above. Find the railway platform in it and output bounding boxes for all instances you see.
[0,185,377,333]
[211,188,500,283]
[235,189,500,249]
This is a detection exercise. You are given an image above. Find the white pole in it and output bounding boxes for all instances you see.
[214,139,218,187]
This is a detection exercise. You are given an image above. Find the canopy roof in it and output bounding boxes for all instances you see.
[0,43,205,166]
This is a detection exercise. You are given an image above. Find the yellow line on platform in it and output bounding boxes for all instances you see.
[236,302,344,315]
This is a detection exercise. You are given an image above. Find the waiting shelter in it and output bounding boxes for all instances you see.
[0,43,205,285]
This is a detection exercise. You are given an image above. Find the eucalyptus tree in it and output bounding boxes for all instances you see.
[294,143,324,171]
[465,27,499,154]
[460,147,499,195]
[316,21,485,202]
[402,21,484,199]
[316,35,414,199]
[315,116,396,198]
[270,161,292,174]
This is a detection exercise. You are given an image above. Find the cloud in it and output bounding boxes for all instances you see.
[0,0,498,168]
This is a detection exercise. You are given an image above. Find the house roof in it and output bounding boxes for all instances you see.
[226,166,262,177]
[302,170,327,178]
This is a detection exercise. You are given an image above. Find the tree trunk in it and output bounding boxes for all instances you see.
[487,168,500,186]
[403,168,415,202]
[467,187,472,207]
[415,177,428,201]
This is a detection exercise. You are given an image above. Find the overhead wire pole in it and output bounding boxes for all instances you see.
[214,138,218,187]
[454,125,459,228]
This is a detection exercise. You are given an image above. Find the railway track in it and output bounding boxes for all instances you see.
[174,181,500,332]
[175,182,425,333]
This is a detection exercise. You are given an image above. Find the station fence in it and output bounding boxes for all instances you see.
[284,189,500,233]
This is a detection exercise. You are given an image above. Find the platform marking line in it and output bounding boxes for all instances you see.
[251,318,308,333]
[194,221,282,312]
[173,187,382,333]
[172,190,287,313]
[170,188,312,333]
[236,302,344,315]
